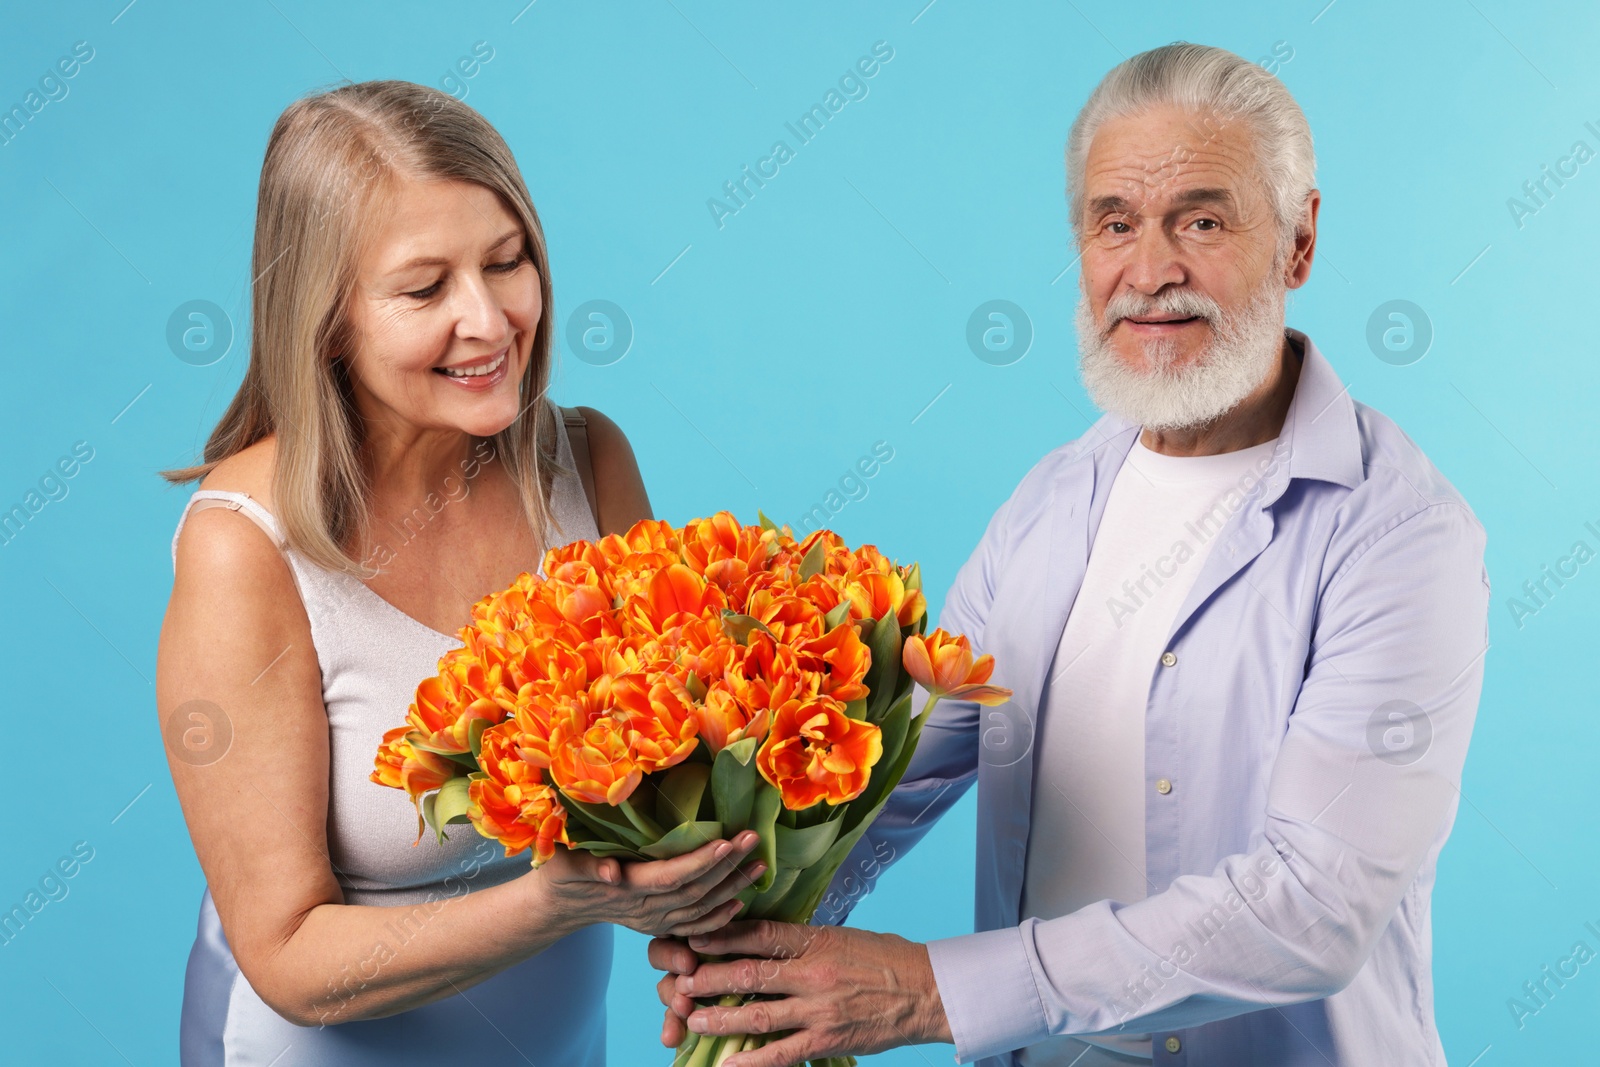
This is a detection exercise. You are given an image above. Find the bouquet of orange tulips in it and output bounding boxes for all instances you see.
[371,511,1011,1067]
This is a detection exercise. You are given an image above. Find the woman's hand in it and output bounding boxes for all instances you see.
[535,830,764,939]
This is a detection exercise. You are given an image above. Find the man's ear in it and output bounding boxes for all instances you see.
[1285,190,1320,290]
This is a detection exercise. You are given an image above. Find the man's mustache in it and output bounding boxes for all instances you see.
[1100,289,1224,334]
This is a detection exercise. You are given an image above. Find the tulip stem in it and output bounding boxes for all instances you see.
[681,1032,721,1067]
[709,1033,744,1066]
[670,1032,699,1067]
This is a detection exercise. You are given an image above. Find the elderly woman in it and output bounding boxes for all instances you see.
[157,80,759,1066]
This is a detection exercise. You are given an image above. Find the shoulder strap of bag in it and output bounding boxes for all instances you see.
[559,405,601,530]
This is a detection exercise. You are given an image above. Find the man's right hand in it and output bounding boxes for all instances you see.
[649,935,701,1046]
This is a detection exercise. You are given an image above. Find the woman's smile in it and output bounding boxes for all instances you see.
[433,344,511,391]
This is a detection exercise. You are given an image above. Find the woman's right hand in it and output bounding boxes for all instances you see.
[536,830,764,939]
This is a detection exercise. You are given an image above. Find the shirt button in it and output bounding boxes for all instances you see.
[1156,778,1173,795]
[1165,1035,1182,1053]
[1160,651,1177,667]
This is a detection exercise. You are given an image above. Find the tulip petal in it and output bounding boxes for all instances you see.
[947,682,1014,706]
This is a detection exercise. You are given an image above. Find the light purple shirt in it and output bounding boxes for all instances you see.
[819,330,1490,1066]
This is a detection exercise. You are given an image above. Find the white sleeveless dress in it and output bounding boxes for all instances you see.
[170,410,611,1066]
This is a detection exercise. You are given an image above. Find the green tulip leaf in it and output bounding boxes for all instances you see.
[743,864,803,915]
[798,536,827,581]
[711,737,761,832]
[657,761,712,826]
[844,690,913,833]
[720,611,775,646]
[561,796,652,849]
[467,717,491,761]
[774,817,844,869]
[641,820,725,860]
[902,561,922,592]
[410,735,470,757]
[864,611,904,722]
[421,792,442,844]
[747,786,782,892]
[434,775,473,826]
[566,839,647,860]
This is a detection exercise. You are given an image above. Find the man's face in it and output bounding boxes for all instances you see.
[1074,105,1305,430]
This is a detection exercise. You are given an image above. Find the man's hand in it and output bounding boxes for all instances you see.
[648,920,952,1067]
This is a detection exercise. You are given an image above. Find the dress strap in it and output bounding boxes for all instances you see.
[559,406,600,530]
[170,490,287,573]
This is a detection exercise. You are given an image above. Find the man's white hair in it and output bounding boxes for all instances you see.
[1065,42,1317,246]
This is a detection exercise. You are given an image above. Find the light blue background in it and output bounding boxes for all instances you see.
[3,1,1597,1063]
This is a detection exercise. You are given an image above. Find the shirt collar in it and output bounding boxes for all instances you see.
[1080,328,1365,499]
[1277,328,1363,490]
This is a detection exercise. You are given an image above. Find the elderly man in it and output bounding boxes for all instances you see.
[652,42,1489,1066]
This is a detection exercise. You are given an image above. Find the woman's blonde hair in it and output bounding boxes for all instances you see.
[164,79,565,576]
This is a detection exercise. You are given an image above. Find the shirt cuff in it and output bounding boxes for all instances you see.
[927,927,1050,1064]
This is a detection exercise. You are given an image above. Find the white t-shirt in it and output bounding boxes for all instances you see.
[1018,435,1281,1066]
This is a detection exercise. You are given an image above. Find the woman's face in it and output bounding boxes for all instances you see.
[342,176,540,440]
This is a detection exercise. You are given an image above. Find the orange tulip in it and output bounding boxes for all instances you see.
[901,629,1013,705]
[619,517,684,555]
[406,671,503,757]
[604,548,680,603]
[371,726,411,791]
[470,723,568,865]
[681,511,773,577]
[757,696,883,809]
[845,543,895,578]
[694,685,770,753]
[470,575,531,627]
[369,726,461,840]
[540,537,607,577]
[546,577,612,629]
[842,569,926,628]
[744,588,826,645]
[549,715,643,806]
[791,571,845,617]
[676,616,740,683]
[785,529,846,576]
[601,674,700,774]
[593,631,673,680]
[506,683,583,769]
[726,631,818,711]
[796,623,870,703]
[505,633,593,699]
[628,563,727,637]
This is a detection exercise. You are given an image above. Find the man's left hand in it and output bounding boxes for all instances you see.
[649,920,951,1067]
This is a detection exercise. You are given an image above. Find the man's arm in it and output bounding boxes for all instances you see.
[670,499,1489,1067]
[929,500,1490,1060]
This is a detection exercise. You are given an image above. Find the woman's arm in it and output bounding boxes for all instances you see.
[578,405,652,534]
[158,504,757,1028]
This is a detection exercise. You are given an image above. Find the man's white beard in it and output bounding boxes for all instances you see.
[1075,277,1288,432]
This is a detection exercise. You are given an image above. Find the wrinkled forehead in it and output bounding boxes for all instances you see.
[358,176,522,269]
[1081,105,1265,216]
